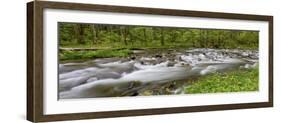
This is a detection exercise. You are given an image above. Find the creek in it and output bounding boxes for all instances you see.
[59,48,258,99]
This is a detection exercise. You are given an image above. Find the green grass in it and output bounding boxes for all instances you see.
[61,42,193,49]
[185,67,259,94]
[61,42,257,51]
[59,49,132,61]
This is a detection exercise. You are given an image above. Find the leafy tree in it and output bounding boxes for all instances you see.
[58,23,258,50]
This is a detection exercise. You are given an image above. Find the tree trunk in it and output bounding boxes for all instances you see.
[160,29,165,46]
[74,24,85,44]
[91,25,96,45]
[129,27,134,45]
[143,28,147,46]
[123,27,128,45]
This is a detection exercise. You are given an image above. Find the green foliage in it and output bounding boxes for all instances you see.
[185,67,259,94]
[59,23,259,50]
[59,49,132,61]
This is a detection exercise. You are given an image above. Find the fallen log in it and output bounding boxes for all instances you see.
[59,47,146,51]
[59,47,99,51]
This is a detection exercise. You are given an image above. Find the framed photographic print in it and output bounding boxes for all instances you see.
[27,1,273,122]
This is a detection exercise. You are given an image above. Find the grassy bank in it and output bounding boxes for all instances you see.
[185,67,259,94]
[59,49,132,61]
[60,41,194,50]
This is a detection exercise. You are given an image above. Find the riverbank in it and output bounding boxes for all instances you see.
[59,49,133,61]
[185,66,258,94]
[59,47,258,62]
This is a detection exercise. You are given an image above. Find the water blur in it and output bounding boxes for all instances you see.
[59,48,258,99]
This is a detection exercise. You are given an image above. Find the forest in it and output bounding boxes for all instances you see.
[59,23,258,50]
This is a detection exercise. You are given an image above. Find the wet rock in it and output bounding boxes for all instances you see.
[86,77,98,83]
[131,92,139,96]
[242,52,249,57]
[167,61,176,67]
[130,56,136,60]
[155,54,162,58]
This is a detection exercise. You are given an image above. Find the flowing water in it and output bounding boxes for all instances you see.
[59,48,258,99]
